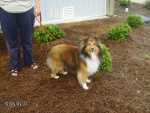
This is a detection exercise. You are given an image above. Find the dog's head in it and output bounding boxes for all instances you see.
[79,37,103,59]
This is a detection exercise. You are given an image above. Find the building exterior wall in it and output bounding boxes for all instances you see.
[35,0,106,25]
[0,0,112,31]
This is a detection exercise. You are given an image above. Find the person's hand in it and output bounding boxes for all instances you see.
[34,6,41,17]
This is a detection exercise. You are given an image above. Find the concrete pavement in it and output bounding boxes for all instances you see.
[131,0,147,3]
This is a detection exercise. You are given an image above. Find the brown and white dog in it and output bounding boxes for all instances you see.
[46,37,103,90]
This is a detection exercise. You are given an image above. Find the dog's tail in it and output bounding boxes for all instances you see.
[46,57,53,69]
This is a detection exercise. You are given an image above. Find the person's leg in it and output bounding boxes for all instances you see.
[18,7,37,69]
[0,8,21,71]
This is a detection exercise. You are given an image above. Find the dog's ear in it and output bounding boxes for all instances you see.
[93,37,102,47]
[82,37,89,43]
[93,37,103,57]
[78,37,89,54]
[93,37,101,43]
[79,37,89,46]
[93,36,98,40]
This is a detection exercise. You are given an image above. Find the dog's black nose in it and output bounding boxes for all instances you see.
[91,48,94,52]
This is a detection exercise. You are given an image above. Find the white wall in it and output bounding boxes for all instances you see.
[0,0,107,30]
[35,0,106,26]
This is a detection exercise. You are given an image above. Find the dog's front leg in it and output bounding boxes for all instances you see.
[82,83,89,90]
[77,72,89,90]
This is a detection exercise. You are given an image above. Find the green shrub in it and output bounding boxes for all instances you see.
[106,23,132,42]
[34,24,66,42]
[97,44,112,73]
[119,0,132,6]
[143,0,150,9]
[125,14,144,28]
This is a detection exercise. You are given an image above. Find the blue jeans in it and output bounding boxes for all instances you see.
[0,7,35,70]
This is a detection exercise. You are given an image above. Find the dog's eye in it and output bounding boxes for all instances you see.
[88,43,90,45]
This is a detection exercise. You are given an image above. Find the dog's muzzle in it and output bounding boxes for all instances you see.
[90,48,94,52]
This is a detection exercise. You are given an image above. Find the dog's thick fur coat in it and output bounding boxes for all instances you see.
[47,37,102,89]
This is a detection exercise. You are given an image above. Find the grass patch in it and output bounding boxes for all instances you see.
[142,55,150,59]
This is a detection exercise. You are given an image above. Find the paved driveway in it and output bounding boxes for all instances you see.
[131,0,146,3]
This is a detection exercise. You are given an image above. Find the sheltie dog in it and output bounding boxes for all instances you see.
[46,37,103,90]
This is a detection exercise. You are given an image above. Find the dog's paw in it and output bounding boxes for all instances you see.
[82,83,89,90]
[62,71,67,75]
[51,74,59,79]
[86,79,91,83]
[60,70,68,75]
[54,76,59,79]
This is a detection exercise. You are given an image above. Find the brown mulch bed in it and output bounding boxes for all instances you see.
[0,1,150,113]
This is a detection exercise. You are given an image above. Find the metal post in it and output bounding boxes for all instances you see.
[106,0,115,16]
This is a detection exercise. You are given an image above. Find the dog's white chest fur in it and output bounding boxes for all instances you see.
[85,53,100,76]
